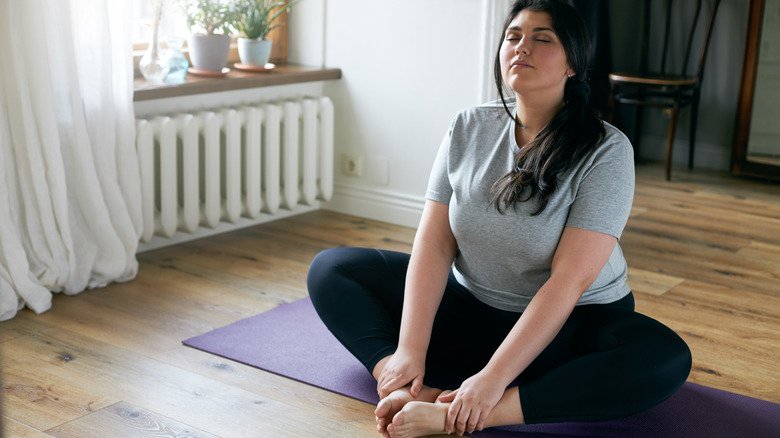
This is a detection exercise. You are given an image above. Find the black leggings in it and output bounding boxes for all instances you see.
[307,247,692,424]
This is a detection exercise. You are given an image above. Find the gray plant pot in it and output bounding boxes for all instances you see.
[188,33,231,71]
[237,38,273,66]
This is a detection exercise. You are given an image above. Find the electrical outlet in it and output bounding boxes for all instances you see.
[341,153,363,177]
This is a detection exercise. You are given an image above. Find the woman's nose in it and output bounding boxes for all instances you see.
[515,37,530,55]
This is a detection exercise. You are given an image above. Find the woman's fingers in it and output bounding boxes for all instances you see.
[410,376,423,398]
[378,382,393,398]
[466,409,481,434]
[376,375,388,394]
[444,391,482,436]
[375,354,425,398]
[445,397,460,434]
[455,405,471,436]
[379,375,406,397]
[377,368,400,394]
[477,414,487,432]
[378,371,423,398]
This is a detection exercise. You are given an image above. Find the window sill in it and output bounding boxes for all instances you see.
[133,64,342,101]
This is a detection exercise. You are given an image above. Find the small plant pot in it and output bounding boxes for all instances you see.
[188,33,231,72]
[237,38,273,66]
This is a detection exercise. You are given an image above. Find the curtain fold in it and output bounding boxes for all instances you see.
[0,0,141,321]
[478,0,514,104]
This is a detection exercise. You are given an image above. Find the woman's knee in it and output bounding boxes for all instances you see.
[627,318,692,406]
[663,328,693,386]
[307,247,360,298]
[307,246,396,301]
[645,317,692,378]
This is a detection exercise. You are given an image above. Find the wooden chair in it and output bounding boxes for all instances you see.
[608,0,722,180]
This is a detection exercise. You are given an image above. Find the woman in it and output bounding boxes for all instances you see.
[307,1,692,437]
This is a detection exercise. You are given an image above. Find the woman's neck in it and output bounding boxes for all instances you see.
[513,91,565,144]
[515,89,563,147]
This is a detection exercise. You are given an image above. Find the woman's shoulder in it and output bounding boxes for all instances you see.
[601,120,632,146]
[591,120,634,163]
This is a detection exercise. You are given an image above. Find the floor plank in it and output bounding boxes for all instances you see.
[627,267,685,296]
[2,417,51,438]
[46,401,218,438]
[2,339,118,431]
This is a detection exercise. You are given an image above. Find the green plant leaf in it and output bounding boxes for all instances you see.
[228,0,301,39]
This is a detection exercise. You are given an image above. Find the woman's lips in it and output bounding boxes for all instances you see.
[511,60,533,68]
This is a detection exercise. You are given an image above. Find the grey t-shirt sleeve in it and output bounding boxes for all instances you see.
[425,119,455,205]
[565,131,635,239]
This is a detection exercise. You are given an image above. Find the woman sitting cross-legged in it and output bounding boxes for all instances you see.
[307,1,692,437]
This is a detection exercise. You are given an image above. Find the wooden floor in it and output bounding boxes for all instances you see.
[2,164,779,437]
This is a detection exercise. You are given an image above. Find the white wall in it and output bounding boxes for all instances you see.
[290,0,483,227]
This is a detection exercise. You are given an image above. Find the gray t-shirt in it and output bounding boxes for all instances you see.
[426,101,634,312]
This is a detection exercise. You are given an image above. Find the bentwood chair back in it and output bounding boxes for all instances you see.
[608,0,722,181]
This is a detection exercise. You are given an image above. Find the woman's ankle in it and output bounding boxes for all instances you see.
[416,385,444,403]
[372,355,391,380]
[485,386,525,427]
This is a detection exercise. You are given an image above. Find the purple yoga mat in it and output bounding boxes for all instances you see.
[184,298,780,437]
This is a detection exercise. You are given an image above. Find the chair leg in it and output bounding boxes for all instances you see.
[665,106,680,181]
[688,92,701,169]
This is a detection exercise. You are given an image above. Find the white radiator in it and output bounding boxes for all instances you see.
[135,97,334,243]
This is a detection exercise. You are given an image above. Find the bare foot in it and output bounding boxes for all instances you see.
[375,386,414,436]
[387,400,450,438]
[375,385,445,436]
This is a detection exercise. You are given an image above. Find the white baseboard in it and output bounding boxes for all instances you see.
[638,135,731,171]
[323,183,425,228]
[324,139,731,229]
[136,203,321,253]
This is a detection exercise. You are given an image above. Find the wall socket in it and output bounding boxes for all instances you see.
[341,153,363,177]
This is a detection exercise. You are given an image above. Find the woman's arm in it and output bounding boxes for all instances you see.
[377,199,458,397]
[441,226,618,434]
[486,226,617,384]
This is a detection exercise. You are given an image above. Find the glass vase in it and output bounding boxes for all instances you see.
[163,37,189,84]
[138,47,168,84]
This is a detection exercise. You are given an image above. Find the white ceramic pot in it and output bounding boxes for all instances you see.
[237,38,272,66]
[188,33,231,71]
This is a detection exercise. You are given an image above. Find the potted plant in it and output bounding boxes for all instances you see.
[231,0,299,67]
[182,0,233,72]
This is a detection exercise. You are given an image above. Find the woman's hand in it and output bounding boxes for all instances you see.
[437,370,506,435]
[376,348,426,399]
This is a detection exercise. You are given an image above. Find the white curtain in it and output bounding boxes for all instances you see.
[0,0,142,321]
[479,0,514,104]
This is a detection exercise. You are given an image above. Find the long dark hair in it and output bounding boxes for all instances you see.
[491,0,605,215]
